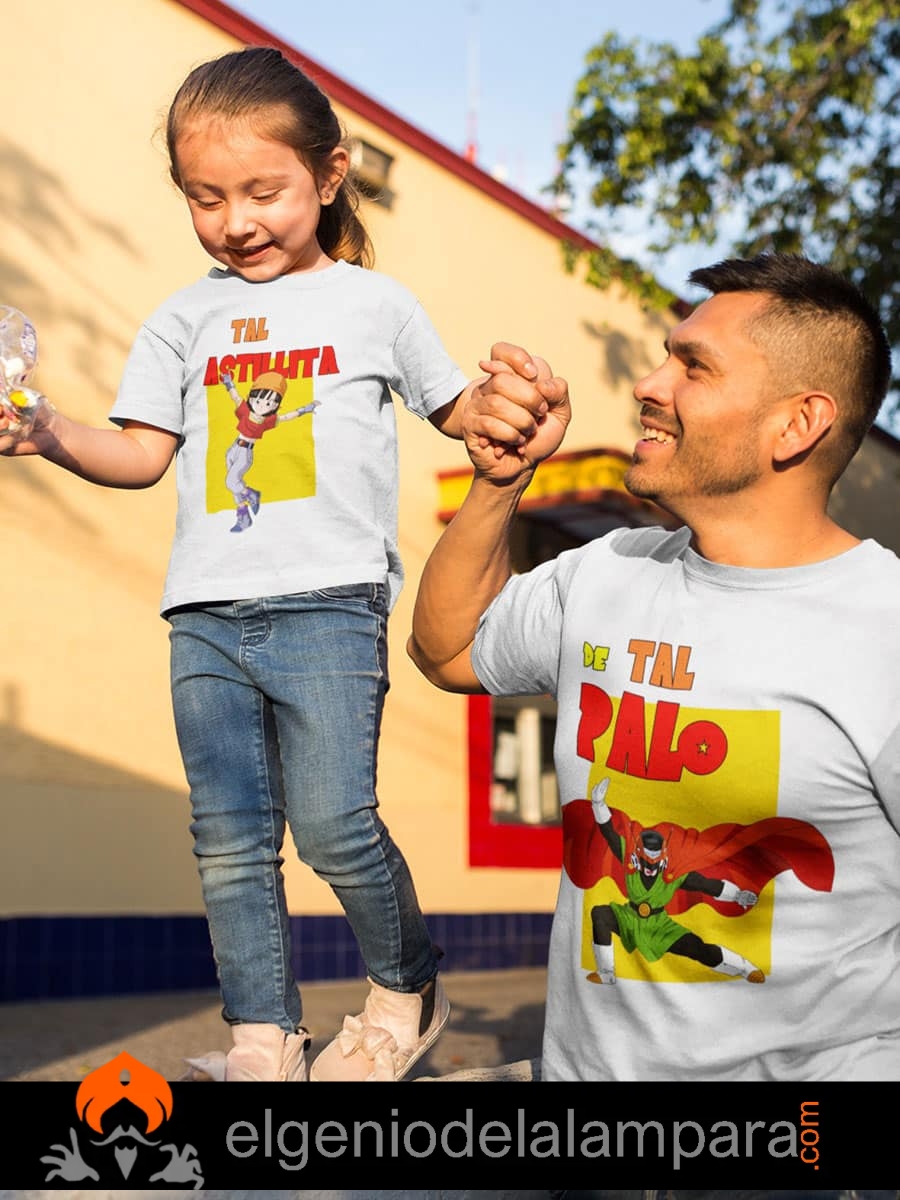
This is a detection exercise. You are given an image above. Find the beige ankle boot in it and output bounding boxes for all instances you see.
[227,1023,311,1081]
[310,976,449,1082]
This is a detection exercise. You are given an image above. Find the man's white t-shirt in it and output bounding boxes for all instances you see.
[473,525,900,1081]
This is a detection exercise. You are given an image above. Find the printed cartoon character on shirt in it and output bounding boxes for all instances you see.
[220,368,320,533]
[563,777,835,987]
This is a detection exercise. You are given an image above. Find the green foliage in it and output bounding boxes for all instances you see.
[555,0,900,426]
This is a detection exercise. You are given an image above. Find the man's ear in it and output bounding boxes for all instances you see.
[772,390,838,463]
[319,147,350,205]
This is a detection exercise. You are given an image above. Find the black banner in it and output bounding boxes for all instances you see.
[4,1079,895,1190]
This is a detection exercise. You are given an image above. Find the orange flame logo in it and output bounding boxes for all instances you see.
[75,1052,173,1133]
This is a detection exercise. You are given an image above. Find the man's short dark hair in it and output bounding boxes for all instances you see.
[688,253,892,475]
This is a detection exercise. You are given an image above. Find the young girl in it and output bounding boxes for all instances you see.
[0,45,542,1083]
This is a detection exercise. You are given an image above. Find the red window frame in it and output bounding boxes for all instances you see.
[467,695,562,868]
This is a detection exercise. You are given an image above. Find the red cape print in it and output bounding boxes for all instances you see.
[563,799,834,915]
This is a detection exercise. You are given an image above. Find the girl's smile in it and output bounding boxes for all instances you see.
[229,240,275,261]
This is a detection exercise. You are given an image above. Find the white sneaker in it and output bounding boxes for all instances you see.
[310,976,450,1082]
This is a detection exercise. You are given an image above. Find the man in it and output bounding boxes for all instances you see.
[408,254,900,1081]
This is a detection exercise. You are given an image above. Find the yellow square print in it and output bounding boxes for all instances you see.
[205,375,317,513]
[580,702,780,983]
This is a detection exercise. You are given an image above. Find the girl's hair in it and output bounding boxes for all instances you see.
[166,46,373,268]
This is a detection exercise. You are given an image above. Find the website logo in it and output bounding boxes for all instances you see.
[40,1051,204,1188]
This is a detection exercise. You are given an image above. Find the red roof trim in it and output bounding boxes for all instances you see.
[172,0,600,251]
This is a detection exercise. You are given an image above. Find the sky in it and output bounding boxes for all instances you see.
[229,0,732,293]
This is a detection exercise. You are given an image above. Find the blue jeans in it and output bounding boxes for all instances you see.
[168,583,438,1033]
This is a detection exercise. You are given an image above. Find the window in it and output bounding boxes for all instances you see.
[468,693,562,869]
[350,138,395,209]
[490,695,559,826]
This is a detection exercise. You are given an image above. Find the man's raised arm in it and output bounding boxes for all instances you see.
[407,342,571,693]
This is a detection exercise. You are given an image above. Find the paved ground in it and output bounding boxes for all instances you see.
[5,977,883,1198]
[0,966,547,1083]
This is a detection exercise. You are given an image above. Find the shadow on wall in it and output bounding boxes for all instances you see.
[580,311,675,444]
[0,139,152,529]
[0,139,142,368]
[583,319,670,394]
[0,680,203,1006]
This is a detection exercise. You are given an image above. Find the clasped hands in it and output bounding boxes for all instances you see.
[462,341,571,482]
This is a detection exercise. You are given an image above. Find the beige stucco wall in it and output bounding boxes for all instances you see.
[3,0,895,922]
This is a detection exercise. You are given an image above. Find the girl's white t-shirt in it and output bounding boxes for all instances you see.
[111,260,469,613]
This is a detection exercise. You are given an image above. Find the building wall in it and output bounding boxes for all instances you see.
[1,0,665,925]
[2,0,896,996]
[828,427,900,551]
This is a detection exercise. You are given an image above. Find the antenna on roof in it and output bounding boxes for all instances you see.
[464,1,480,164]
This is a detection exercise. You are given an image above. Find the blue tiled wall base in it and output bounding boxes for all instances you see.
[0,912,552,1003]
